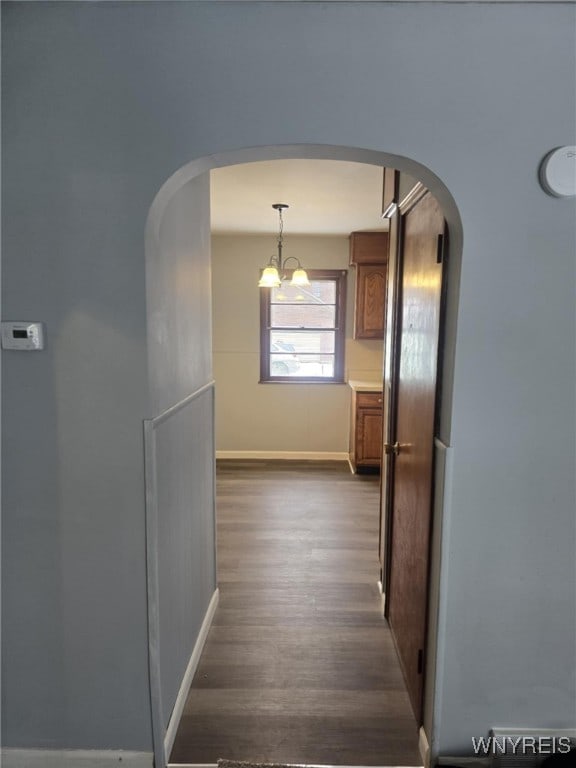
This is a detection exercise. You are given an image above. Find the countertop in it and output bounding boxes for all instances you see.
[348,379,383,393]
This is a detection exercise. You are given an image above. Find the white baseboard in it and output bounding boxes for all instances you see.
[0,749,153,767]
[164,588,220,761]
[419,726,431,768]
[216,450,349,461]
[167,764,218,768]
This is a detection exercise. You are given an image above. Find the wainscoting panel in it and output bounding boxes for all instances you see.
[145,382,217,768]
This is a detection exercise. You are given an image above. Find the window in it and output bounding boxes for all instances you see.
[260,269,347,383]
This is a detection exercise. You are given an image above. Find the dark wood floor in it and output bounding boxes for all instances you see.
[170,460,421,765]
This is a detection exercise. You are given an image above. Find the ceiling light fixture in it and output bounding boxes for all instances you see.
[258,203,310,288]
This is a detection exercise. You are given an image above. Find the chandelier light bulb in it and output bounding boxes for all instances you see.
[258,266,281,288]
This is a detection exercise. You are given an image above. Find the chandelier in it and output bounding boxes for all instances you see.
[258,204,310,288]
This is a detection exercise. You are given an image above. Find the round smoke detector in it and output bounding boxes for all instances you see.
[539,146,576,198]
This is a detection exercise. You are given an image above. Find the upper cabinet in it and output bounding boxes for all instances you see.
[354,264,387,339]
[349,231,389,340]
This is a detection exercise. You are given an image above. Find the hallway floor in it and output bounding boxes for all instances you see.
[169,460,421,765]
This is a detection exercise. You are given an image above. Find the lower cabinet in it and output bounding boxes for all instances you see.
[349,390,383,473]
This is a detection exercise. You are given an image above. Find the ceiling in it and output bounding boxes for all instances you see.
[210,159,389,235]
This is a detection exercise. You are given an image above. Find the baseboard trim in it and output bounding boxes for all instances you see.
[167,764,218,768]
[419,726,431,768]
[216,451,349,461]
[163,588,220,761]
[0,749,153,767]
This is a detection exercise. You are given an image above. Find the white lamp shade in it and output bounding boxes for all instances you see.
[290,268,310,286]
[258,266,281,287]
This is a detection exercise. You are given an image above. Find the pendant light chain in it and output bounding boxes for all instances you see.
[277,205,284,265]
[278,206,284,246]
[258,203,310,288]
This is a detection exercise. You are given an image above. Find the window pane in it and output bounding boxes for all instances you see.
[299,355,334,378]
[270,354,302,377]
[270,304,336,329]
[271,330,335,354]
[272,279,336,305]
[270,353,335,378]
[262,270,345,383]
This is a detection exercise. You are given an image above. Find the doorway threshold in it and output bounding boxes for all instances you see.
[168,764,424,768]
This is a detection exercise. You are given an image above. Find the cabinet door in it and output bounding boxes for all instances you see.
[355,264,387,339]
[349,232,389,265]
[357,408,383,465]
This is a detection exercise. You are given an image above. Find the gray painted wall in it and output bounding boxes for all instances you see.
[1,94,153,746]
[2,0,575,757]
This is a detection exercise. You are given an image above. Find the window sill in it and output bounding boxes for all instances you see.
[259,378,346,385]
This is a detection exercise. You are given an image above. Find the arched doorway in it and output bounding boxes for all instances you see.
[144,145,463,768]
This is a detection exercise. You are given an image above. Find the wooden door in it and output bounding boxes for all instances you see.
[379,184,401,586]
[387,191,445,721]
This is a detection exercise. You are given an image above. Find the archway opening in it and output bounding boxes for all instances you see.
[144,145,463,768]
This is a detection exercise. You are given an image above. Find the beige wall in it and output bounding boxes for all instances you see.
[212,234,384,453]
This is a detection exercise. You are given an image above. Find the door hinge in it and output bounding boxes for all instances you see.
[436,234,444,264]
[417,648,424,674]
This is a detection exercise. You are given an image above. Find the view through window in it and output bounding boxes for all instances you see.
[260,269,346,383]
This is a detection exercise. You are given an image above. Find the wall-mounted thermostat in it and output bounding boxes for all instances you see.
[1,322,45,350]
[539,146,576,197]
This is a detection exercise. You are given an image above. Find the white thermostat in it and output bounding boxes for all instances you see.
[539,146,576,198]
[1,322,45,350]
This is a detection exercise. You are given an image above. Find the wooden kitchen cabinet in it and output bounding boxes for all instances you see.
[349,232,388,266]
[355,264,387,339]
[349,389,384,473]
[349,232,388,340]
